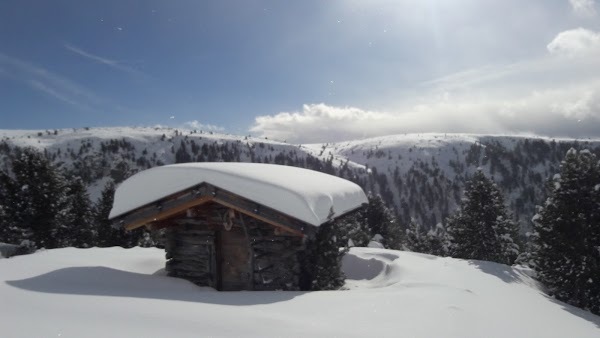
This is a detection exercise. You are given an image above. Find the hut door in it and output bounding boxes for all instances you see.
[218,225,252,291]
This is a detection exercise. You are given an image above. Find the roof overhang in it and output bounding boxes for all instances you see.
[110,182,323,237]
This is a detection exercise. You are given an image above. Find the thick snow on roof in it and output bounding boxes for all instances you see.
[109,163,367,226]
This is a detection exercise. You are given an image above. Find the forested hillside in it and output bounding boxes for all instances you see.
[311,134,600,232]
[2,127,600,234]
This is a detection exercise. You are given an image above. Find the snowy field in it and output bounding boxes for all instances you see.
[1,247,599,338]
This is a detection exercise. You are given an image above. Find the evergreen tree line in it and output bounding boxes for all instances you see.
[331,170,520,267]
[0,147,151,250]
[401,148,600,315]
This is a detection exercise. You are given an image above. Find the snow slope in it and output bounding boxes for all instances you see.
[1,247,598,338]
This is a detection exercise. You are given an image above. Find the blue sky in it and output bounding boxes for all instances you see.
[1,0,600,142]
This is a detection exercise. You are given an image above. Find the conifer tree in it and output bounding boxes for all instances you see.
[531,149,600,314]
[446,169,520,264]
[95,181,119,246]
[364,194,403,249]
[404,219,429,253]
[10,148,67,249]
[427,223,450,257]
[337,210,370,247]
[405,220,448,256]
[94,181,144,248]
[0,171,22,244]
[301,220,348,291]
[62,176,96,247]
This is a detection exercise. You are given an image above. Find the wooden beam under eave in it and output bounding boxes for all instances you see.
[212,197,304,237]
[116,182,313,236]
[124,196,213,230]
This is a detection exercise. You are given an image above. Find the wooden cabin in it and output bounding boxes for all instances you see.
[109,163,368,291]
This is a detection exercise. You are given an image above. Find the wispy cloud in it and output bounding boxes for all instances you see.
[28,80,87,108]
[569,0,597,17]
[184,120,225,131]
[0,52,106,112]
[64,43,146,77]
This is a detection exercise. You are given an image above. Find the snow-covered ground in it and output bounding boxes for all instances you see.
[1,247,598,337]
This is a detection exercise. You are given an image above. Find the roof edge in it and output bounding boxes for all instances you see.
[110,182,315,236]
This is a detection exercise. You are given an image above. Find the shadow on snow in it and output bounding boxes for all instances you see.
[544,295,600,329]
[468,260,600,329]
[5,266,305,305]
[467,260,522,284]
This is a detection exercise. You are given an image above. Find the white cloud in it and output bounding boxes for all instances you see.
[569,0,597,17]
[551,88,600,119]
[184,120,224,131]
[251,28,600,143]
[251,86,600,143]
[547,28,600,57]
[251,104,396,142]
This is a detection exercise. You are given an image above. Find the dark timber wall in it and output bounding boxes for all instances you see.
[245,217,304,291]
[165,225,217,288]
[164,208,305,291]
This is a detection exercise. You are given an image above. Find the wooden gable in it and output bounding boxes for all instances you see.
[111,182,316,237]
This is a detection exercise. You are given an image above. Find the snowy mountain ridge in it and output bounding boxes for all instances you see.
[2,126,600,231]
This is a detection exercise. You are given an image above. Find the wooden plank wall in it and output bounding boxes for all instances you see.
[244,216,305,291]
[164,223,217,288]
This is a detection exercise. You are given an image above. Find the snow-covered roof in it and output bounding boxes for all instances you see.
[109,163,367,226]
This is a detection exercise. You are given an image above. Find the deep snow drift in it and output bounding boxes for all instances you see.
[1,247,599,337]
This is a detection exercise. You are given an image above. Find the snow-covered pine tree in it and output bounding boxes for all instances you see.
[0,170,22,244]
[364,194,402,249]
[301,220,348,291]
[429,223,450,256]
[404,219,429,253]
[446,169,520,264]
[10,148,68,249]
[94,181,148,248]
[404,220,449,256]
[337,210,370,247]
[95,181,119,246]
[531,148,600,315]
[62,176,96,248]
